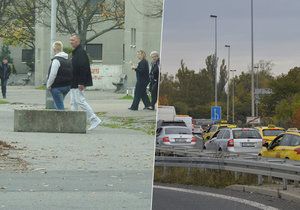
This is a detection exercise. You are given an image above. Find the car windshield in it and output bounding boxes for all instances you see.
[161,121,186,127]
[165,127,191,135]
[233,130,261,139]
[210,125,218,132]
[263,129,284,136]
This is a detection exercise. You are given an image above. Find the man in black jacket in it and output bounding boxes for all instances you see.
[69,34,101,131]
[0,57,11,99]
[148,51,160,110]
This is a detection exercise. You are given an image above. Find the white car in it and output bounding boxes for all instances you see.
[204,128,262,154]
[156,126,196,146]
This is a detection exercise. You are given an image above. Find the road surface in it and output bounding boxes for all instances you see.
[152,185,300,210]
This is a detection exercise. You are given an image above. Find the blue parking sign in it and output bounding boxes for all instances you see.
[211,106,221,121]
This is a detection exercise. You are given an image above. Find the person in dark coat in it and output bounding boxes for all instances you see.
[129,50,151,111]
[148,51,160,110]
[69,34,101,131]
[0,57,11,99]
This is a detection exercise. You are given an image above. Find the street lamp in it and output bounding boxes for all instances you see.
[210,14,218,107]
[230,69,237,123]
[254,65,259,117]
[251,0,255,117]
[46,0,57,109]
[225,44,231,121]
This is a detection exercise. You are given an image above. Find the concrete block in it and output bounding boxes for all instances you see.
[14,109,86,133]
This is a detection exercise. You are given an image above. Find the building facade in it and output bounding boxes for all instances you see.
[33,0,162,89]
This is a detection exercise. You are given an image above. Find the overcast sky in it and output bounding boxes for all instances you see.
[161,0,300,76]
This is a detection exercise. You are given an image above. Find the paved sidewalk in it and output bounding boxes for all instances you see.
[0,86,156,209]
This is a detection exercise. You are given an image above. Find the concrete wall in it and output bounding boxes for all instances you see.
[87,64,123,90]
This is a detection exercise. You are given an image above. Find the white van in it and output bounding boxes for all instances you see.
[157,106,176,121]
[175,115,193,132]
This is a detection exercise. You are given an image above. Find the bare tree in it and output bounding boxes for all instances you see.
[130,0,163,18]
[0,0,36,49]
[0,0,11,24]
[37,0,125,46]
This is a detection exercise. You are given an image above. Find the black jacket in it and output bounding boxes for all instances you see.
[150,59,160,83]
[48,57,73,88]
[0,64,11,80]
[135,59,150,85]
[71,45,93,88]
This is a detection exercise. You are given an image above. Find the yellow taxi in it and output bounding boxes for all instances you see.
[255,125,285,144]
[259,132,300,161]
[203,121,237,141]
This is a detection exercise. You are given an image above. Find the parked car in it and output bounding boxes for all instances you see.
[202,121,237,141]
[255,125,285,144]
[204,128,263,153]
[192,119,204,134]
[259,131,300,160]
[156,126,196,146]
[175,115,193,132]
[286,128,299,133]
[157,120,187,129]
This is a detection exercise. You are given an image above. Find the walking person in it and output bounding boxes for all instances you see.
[46,41,72,110]
[129,50,151,111]
[69,34,101,131]
[0,57,11,99]
[148,51,160,110]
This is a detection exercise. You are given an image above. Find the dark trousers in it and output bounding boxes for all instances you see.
[150,81,158,108]
[130,82,150,110]
[1,78,7,98]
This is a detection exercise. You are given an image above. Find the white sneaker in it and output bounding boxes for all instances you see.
[88,117,102,131]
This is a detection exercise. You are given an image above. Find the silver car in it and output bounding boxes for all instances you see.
[156,126,196,146]
[204,128,262,153]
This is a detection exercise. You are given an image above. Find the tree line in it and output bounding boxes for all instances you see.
[159,56,300,128]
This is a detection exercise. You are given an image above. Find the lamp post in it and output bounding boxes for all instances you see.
[251,0,255,117]
[46,0,57,109]
[254,65,259,117]
[225,44,230,121]
[210,14,218,107]
[230,69,237,123]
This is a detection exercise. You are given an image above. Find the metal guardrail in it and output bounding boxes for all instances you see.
[155,146,300,190]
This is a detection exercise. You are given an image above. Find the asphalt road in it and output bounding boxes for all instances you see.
[152,185,300,210]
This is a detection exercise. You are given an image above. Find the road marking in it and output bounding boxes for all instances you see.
[153,185,279,210]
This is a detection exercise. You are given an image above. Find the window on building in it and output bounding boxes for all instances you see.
[86,44,103,61]
[22,49,34,63]
[131,28,136,46]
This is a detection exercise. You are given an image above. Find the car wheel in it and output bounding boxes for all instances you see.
[258,153,261,156]
[285,157,289,159]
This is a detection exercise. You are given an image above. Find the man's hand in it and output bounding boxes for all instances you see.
[78,85,85,91]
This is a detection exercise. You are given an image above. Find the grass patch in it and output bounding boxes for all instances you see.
[0,99,9,104]
[96,112,107,116]
[120,95,133,100]
[35,85,46,90]
[154,167,264,188]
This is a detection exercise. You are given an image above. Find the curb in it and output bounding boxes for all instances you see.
[226,185,300,203]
